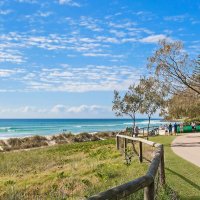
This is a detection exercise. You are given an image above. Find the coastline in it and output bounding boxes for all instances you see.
[0,118,166,139]
[0,119,171,152]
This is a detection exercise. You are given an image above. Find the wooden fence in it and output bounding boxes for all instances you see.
[126,126,160,139]
[88,134,165,200]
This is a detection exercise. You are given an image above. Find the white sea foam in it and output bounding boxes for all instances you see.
[76,124,122,127]
[0,127,11,130]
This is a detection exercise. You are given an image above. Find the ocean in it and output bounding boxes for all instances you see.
[0,119,167,139]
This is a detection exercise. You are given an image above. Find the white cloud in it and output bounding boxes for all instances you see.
[0,106,47,113]
[1,65,142,92]
[37,11,53,17]
[51,104,68,113]
[79,16,103,31]
[0,69,22,77]
[122,38,137,43]
[58,0,81,7]
[109,30,126,37]
[0,10,12,15]
[67,105,109,113]
[0,50,25,63]
[133,11,156,21]
[50,104,110,114]
[0,104,111,118]
[140,34,172,43]
[108,21,136,29]
[16,0,38,3]
[164,15,187,22]
[82,53,123,58]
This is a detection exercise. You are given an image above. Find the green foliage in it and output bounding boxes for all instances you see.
[57,171,66,179]
[112,84,144,123]
[112,77,165,131]
[165,89,200,120]
[4,180,16,186]
[95,163,120,180]
[124,147,135,166]
[184,117,200,123]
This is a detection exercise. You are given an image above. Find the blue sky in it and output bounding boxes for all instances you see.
[0,0,199,118]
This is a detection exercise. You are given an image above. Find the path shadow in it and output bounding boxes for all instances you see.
[171,142,200,147]
[166,168,200,191]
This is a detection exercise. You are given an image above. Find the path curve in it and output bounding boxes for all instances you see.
[171,133,200,167]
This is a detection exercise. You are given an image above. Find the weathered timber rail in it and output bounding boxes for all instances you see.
[88,134,165,200]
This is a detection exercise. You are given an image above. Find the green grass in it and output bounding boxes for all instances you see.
[0,139,148,199]
[151,136,200,200]
[0,135,199,199]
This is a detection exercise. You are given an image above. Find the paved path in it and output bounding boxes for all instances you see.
[171,133,200,167]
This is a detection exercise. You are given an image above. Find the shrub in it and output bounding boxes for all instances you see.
[6,135,48,150]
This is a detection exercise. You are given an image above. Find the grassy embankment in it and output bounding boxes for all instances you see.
[0,138,148,200]
[0,135,199,199]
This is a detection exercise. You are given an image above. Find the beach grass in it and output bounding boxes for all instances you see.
[0,132,117,151]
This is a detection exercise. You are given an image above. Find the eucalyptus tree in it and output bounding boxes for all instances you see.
[192,55,200,89]
[148,40,200,95]
[112,84,144,136]
[166,88,200,120]
[139,77,165,136]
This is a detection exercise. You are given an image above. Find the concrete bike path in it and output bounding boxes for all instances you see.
[171,133,200,167]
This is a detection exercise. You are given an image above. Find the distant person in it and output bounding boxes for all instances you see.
[174,123,178,135]
[135,126,139,137]
[180,123,184,133]
[191,122,196,132]
[168,123,172,135]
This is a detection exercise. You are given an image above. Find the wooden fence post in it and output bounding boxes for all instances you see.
[124,138,127,156]
[159,145,165,185]
[139,141,143,163]
[144,181,154,200]
[116,136,119,150]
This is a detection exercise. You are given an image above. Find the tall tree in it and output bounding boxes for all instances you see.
[139,77,165,136]
[192,55,200,89]
[164,89,200,120]
[148,40,200,95]
[112,84,144,136]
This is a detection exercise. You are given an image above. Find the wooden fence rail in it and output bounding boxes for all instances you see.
[88,134,165,200]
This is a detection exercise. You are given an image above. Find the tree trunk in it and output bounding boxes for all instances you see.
[132,115,136,137]
[147,115,151,140]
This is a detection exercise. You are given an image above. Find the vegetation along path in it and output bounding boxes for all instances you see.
[171,133,200,167]
[151,136,200,200]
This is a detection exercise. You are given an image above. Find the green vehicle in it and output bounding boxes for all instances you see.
[177,125,200,133]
